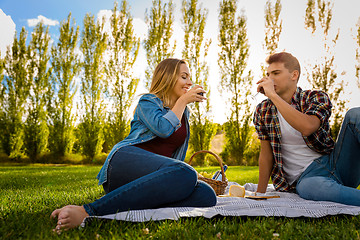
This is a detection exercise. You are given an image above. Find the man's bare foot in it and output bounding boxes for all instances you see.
[50,205,89,232]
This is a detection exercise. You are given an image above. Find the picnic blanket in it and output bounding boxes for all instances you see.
[82,182,360,225]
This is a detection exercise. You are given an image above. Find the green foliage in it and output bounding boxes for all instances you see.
[0,55,5,153]
[305,0,317,33]
[221,119,260,166]
[264,0,282,55]
[218,0,254,165]
[0,57,4,104]
[103,0,140,152]
[304,0,346,139]
[24,23,51,161]
[188,121,217,166]
[1,27,30,159]
[306,0,333,36]
[181,0,216,165]
[49,13,80,156]
[78,13,107,160]
[356,18,360,88]
[261,0,283,77]
[144,0,176,89]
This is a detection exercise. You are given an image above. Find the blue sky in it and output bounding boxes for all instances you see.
[0,0,152,25]
[0,0,114,25]
[0,0,153,44]
[0,0,360,123]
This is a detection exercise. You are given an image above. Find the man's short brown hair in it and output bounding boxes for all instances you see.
[266,52,301,80]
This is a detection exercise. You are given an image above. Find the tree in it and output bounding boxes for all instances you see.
[218,0,253,165]
[103,0,140,152]
[0,57,4,104]
[181,0,216,166]
[0,56,4,103]
[0,27,30,159]
[0,52,5,153]
[355,17,360,88]
[305,0,346,139]
[78,13,107,160]
[260,0,283,84]
[144,0,176,89]
[264,0,282,55]
[24,23,51,161]
[49,13,80,156]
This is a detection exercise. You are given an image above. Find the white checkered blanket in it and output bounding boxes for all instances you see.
[83,183,360,224]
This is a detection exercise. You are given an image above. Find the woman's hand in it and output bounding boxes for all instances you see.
[179,85,207,105]
[171,85,206,120]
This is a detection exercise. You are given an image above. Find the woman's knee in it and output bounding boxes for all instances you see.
[160,161,198,194]
[172,165,217,207]
[175,163,198,188]
[197,181,217,207]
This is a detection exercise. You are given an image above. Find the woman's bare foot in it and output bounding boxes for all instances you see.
[50,205,89,232]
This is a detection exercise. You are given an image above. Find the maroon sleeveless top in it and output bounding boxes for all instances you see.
[134,117,187,158]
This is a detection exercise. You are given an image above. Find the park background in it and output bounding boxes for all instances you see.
[2,1,360,239]
[0,0,360,166]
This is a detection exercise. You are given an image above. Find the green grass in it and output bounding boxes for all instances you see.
[1,164,360,239]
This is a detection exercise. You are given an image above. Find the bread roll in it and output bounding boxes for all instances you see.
[229,185,245,197]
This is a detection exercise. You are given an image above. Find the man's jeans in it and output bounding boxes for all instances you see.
[297,107,360,206]
[84,146,216,216]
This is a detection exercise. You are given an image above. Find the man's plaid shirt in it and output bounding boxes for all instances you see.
[253,87,335,192]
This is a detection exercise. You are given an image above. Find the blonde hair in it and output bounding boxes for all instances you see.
[149,58,187,107]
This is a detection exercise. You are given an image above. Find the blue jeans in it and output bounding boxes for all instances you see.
[296,107,360,206]
[83,146,216,216]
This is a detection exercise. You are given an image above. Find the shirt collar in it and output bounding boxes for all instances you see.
[291,87,303,107]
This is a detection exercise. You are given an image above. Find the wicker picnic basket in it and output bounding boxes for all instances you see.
[187,150,228,195]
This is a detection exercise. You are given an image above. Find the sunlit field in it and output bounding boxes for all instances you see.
[1,164,360,239]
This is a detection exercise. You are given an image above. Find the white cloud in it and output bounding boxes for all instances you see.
[0,9,16,57]
[97,9,113,33]
[96,10,148,40]
[132,18,148,40]
[27,15,59,27]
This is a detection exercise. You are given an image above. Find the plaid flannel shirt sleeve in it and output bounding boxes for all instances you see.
[301,90,335,154]
[303,91,332,124]
[253,103,270,141]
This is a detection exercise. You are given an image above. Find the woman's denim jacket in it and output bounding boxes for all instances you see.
[97,94,190,185]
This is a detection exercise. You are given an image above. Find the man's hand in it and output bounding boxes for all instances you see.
[256,77,275,98]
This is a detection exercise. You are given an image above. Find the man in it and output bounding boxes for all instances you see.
[253,52,360,206]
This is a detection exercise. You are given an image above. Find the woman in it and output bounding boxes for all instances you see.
[51,58,217,231]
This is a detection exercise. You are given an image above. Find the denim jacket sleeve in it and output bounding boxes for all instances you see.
[135,94,181,138]
[96,94,189,185]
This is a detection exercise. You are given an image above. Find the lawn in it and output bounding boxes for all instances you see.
[1,164,360,239]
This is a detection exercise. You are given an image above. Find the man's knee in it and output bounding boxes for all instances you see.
[345,107,360,122]
[296,176,340,201]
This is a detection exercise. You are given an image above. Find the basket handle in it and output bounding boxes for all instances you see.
[187,150,226,182]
